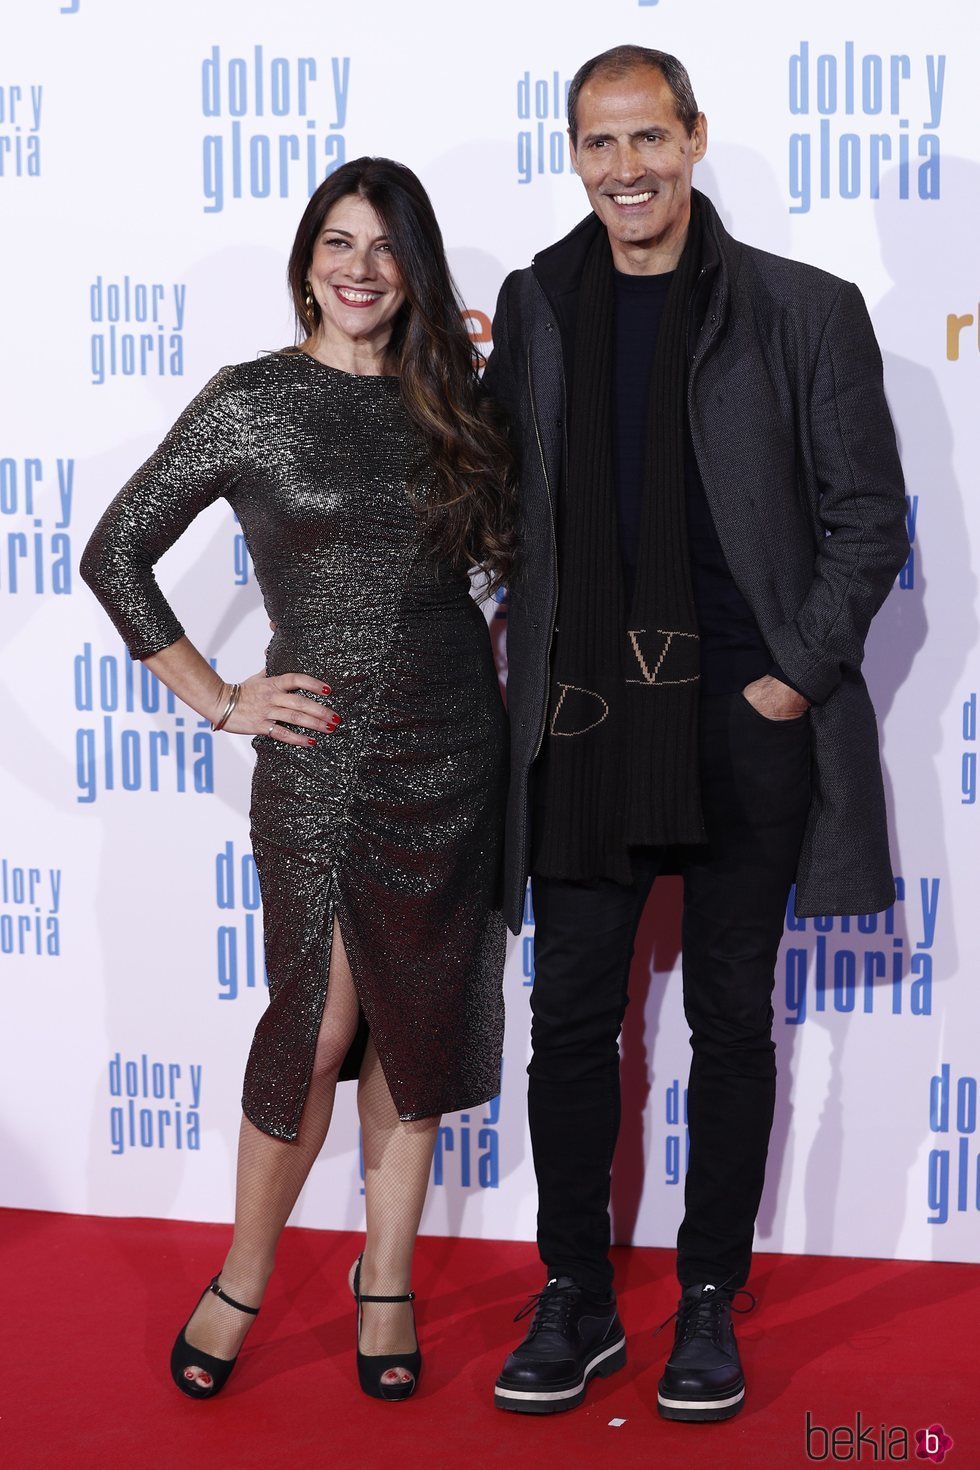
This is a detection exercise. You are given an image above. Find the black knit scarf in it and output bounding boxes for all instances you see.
[533,202,706,884]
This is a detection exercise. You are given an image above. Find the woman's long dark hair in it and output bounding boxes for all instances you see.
[287,158,517,592]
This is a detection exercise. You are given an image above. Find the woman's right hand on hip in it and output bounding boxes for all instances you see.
[224,670,340,745]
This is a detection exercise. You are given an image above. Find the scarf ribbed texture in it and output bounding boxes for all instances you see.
[533,202,706,883]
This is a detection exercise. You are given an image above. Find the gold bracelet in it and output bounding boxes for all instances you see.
[210,682,241,732]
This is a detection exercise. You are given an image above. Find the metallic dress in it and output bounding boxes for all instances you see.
[81,352,508,1138]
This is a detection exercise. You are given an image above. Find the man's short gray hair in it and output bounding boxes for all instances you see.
[567,46,700,142]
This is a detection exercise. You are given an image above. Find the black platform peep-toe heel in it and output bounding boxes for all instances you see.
[170,1275,260,1399]
[352,1255,421,1402]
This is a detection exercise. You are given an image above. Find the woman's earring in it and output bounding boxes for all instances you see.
[304,281,315,316]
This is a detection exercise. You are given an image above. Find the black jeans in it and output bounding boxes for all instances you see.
[528,691,811,1296]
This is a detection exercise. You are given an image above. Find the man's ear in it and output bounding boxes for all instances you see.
[567,130,579,175]
[690,112,708,163]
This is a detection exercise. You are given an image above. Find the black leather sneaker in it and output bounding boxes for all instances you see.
[494,1276,627,1414]
[656,1282,755,1422]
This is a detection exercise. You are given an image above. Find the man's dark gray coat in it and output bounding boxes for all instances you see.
[484,190,909,935]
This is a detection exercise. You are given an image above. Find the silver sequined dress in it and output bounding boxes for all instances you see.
[81,353,508,1137]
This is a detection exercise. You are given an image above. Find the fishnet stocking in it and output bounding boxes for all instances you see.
[354,1038,440,1370]
[181,915,360,1382]
[179,915,442,1391]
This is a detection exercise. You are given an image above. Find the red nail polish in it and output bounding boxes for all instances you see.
[322,684,332,694]
[307,738,316,747]
[329,716,341,730]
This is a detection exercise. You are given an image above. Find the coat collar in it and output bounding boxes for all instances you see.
[532,190,736,296]
[531,210,605,300]
[530,189,739,371]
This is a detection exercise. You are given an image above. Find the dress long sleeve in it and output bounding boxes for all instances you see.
[81,350,508,1138]
[80,365,247,659]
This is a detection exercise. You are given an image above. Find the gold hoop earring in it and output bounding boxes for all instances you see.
[304,281,315,316]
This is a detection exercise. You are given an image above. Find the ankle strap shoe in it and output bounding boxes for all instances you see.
[352,1255,421,1402]
[170,1274,260,1400]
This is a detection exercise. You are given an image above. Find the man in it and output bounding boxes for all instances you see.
[484,46,908,1422]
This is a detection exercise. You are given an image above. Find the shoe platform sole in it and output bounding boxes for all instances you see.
[657,1377,745,1422]
[494,1336,627,1415]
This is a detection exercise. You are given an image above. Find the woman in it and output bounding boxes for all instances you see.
[81,157,515,1403]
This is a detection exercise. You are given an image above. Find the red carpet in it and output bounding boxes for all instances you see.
[2,1209,976,1470]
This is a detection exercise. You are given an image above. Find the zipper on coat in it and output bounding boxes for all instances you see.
[515,335,562,902]
[525,337,560,770]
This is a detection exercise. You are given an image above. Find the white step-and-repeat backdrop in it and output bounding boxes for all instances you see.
[2,0,977,1266]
